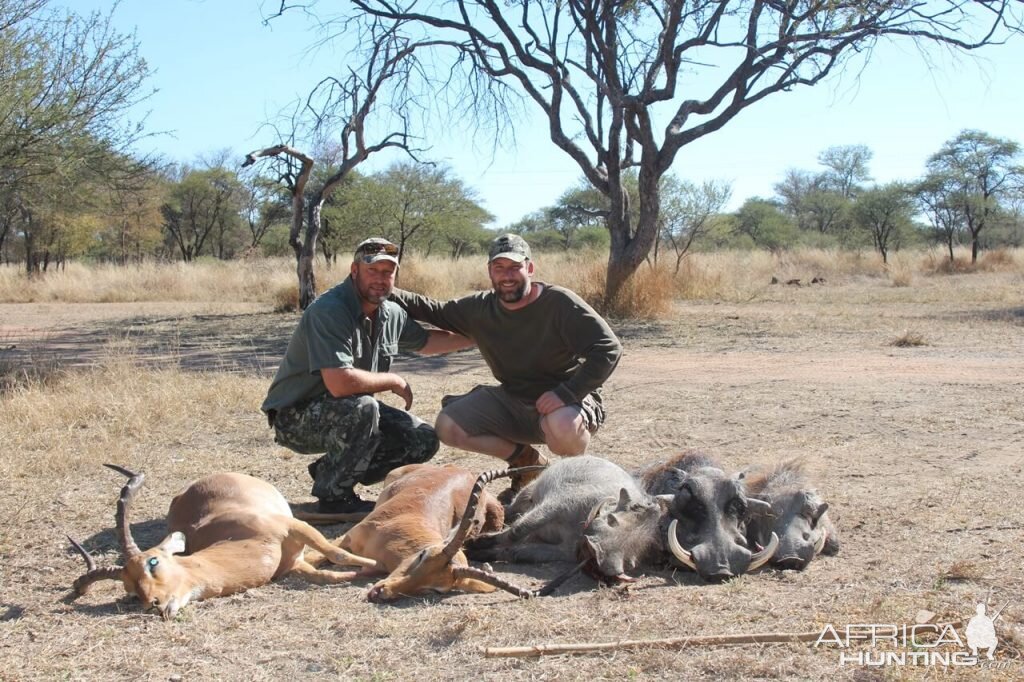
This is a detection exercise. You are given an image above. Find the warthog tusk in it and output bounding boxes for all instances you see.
[813,526,828,556]
[666,519,697,571]
[748,532,779,571]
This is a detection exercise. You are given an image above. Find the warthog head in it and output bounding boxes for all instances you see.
[641,452,777,582]
[578,487,673,583]
[744,460,840,571]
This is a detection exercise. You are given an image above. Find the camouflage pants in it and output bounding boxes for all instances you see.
[271,394,439,500]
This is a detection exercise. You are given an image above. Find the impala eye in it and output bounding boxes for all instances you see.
[147,557,159,571]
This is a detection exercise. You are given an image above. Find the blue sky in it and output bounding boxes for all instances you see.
[67,1,1024,227]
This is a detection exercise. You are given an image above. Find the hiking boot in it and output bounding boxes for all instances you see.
[505,445,548,496]
[316,490,376,514]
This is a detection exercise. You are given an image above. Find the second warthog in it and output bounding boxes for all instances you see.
[638,451,778,582]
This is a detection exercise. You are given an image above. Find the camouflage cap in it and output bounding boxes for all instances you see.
[353,237,400,266]
[488,233,531,263]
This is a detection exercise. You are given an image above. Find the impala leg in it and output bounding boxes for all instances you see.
[288,559,360,585]
[287,518,379,569]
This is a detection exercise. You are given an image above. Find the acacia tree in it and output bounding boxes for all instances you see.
[244,21,436,309]
[852,183,915,264]
[321,0,1022,309]
[925,129,1024,263]
[915,172,967,261]
[1,2,151,272]
[339,161,491,258]
[162,166,245,261]
[818,145,873,199]
[658,177,732,272]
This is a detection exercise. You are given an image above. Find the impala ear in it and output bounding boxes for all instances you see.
[155,531,186,555]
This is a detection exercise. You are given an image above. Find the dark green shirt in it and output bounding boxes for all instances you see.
[262,276,429,412]
[391,283,621,404]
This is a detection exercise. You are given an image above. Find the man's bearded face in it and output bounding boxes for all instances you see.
[353,261,397,304]
[489,258,530,303]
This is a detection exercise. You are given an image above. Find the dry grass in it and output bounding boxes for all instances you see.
[2,266,1023,679]
[890,330,928,347]
[4,247,1020,317]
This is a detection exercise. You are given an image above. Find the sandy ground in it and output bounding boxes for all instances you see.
[1,272,1022,680]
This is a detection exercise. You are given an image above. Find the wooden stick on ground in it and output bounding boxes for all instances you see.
[482,631,823,658]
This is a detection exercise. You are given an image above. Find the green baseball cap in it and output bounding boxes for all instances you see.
[488,234,531,263]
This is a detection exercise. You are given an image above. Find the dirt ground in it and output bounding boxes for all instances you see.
[1,272,1022,680]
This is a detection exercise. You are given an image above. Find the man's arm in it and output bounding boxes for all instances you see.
[390,288,471,336]
[321,367,413,409]
[552,292,623,404]
[419,329,476,355]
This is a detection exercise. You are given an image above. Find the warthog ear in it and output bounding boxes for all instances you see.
[615,487,632,510]
[746,497,774,517]
[810,501,830,527]
[655,494,674,510]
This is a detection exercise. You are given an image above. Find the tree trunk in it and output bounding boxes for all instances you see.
[297,200,322,309]
[603,171,660,310]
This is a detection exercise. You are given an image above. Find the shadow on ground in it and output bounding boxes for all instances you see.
[3,310,488,377]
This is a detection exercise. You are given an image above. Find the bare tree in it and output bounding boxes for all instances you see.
[244,20,434,308]
[307,0,1023,309]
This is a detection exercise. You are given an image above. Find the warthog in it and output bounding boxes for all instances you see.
[743,459,840,570]
[466,455,671,583]
[638,451,778,582]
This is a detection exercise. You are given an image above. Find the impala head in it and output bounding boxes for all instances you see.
[366,467,545,603]
[69,464,197,620]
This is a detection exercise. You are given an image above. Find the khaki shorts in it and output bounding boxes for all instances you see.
[441,385,605,445]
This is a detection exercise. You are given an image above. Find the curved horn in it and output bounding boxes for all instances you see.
[748,532,779,572]
[103,464,145,559]
[451,565,541,599]
[67,535,123,596]
[442,467,526,559]
[666,519,697,571]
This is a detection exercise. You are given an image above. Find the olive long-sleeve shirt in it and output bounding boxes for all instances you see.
[391,283,621,404]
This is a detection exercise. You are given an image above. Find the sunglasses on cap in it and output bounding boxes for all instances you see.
[355,241,399,258]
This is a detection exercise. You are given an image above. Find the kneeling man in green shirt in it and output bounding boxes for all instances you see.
[392,234,622,500]
[262,238,473,513]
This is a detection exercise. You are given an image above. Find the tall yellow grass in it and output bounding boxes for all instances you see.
[0,355,266,480]
[1,247,1020,317]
